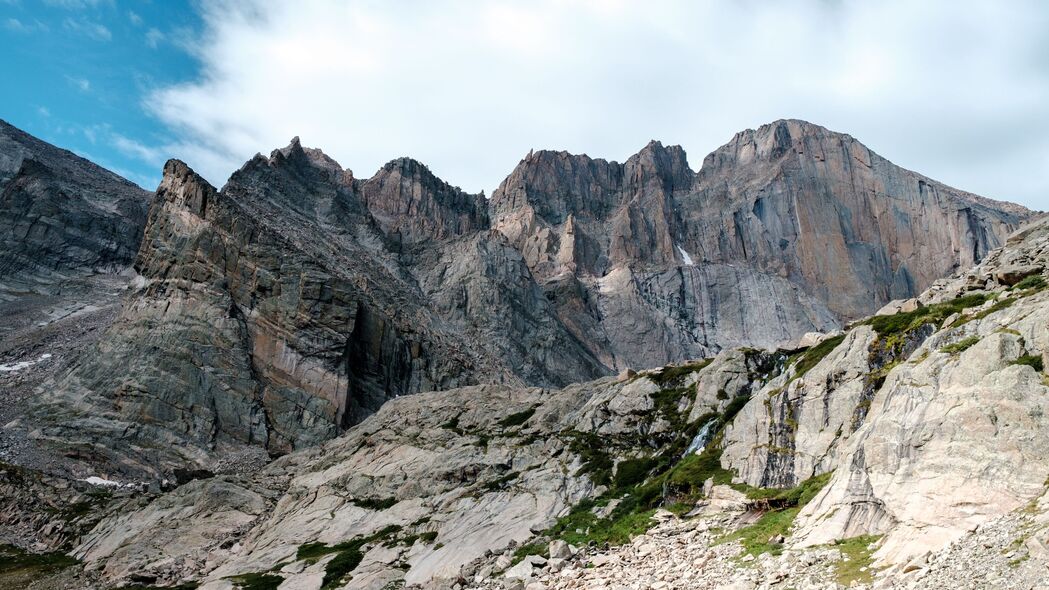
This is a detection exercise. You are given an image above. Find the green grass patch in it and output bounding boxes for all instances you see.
[789,334,847,381]
[510,541,548,565]
[1014,354,1045,373]
[419,531,438,543]
[718,472,833,558]
[649,359,713,386]
[830,535,882,585]
[962,296,1017,323]
[292,525,404,589]
[228,572,283,590]
[1011,274,1046,291]
[499,407,536,428]
[862,294,989,336]
[0,545,78,575]
[350,496,398,510]
[940,336,980,354]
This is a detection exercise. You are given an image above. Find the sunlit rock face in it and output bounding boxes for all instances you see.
[490,119,1030,370]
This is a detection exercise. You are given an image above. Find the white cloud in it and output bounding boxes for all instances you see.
[145,27,164,49]
[111,133,165,167]
[66,76,91,92]
[63,16,111,41]
[147,0,1049,210]
[4,17,47,33]
[128,10,142,26]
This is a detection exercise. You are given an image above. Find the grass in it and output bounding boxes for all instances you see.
[830,535,882,585]
[862,293,989,337]
[940,335,980,354]
[228,573,283,590]
[1011,274,1046,291]
[1014,354,1045,373]
[292,524,404,589]
[351,496,398,510]
[789,334,847,381]
[511,541,548,564]
[649,359,713,386]
[718,472,833,558]
[499,407,537,428]
[0,545,78,576]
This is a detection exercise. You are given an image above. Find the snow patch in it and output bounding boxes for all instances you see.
[676,244,695,266]
[0,353,52,372]
[82,476,138,489]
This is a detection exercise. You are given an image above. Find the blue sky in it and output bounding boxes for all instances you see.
[2,1,1048,211]
[1,0,200,188]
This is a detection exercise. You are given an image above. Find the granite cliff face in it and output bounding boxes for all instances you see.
[61,214,1049,590]
[0,120,150,296]
[16,119,1033,468]
[490,120,1030,369]
[40,140,606,464]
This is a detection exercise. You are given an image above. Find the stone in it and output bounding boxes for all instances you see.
[548,540,572,559]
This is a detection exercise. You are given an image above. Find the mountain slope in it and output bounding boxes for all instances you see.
[64,213,1049,590]
[21,120,1034,468]
[491,119,1031,369]
[38,141,607,464]
[0,120,150,296]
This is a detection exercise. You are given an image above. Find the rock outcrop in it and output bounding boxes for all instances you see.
[491,120,1031,368]
[0,120,150,296]
[38,141,606,466]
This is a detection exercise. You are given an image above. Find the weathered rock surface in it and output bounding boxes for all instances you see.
[38,144,607,465]
[791,214,1049,565]
[0,120,150,297]
[68,351,782,588]
[491,120,1031,367]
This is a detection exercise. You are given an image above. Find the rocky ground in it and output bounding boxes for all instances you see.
[465,494,1049,590]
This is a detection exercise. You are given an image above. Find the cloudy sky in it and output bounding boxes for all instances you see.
[2,0,1048,210]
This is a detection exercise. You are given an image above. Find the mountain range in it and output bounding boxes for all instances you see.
[0,117,1045,590]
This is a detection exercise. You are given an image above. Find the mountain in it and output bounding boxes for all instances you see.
[490,119,1031,369]
[17,120,1033,469]
[0,119,150,296]
[64,213,1049,590]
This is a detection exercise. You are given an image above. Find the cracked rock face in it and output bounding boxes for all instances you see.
[491,119,1030,368]
[0,119,150,297]
[38,142,608,465]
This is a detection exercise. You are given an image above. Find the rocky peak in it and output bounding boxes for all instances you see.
[359,156,489,245]
[157,159,217,219]
[623,140,693,196]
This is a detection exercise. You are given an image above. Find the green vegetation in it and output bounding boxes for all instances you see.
[1014,354,1045,373]
[293,525,404,589]
[419,531,438,543]
[861,294,989,337]
[228,573,283,590]
[789,334,847,381]
[511,541,548,564]
[498,407,536,428]
[1011,274,1046,291]
[939,336,980,354]
[351,496,398,510]
[829,535,882,585]
[718,472,833,558]
[961,296,1017,324]
[440,414,463,434]
[0,544,78,576]
[649,359,713,387]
